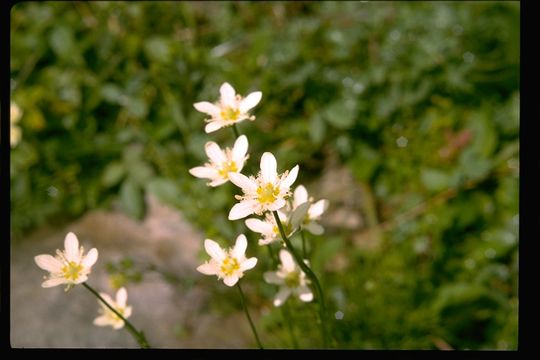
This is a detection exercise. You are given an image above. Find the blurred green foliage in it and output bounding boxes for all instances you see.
[10,1,518,349]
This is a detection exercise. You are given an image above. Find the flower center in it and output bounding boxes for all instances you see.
[220,256,240,277]
[257,183,280,204]
[284,271,301,288]
[218,160,238,178]
[220,107,241,121]
[62,261,83,281]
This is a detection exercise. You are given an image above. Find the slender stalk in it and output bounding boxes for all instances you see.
[236,281,264,349]
[301,230,307,259]
[82,283,151,349]
[231,123,240,138]
[272,211,330,348]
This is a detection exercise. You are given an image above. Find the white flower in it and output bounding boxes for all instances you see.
[189,135,249,187]
[197,234,258,287]
[290,185,329,235]
[34,232,98,290]
[263,249,313,307]
[228,152,299,220]
[93,287,133,330]
[193,82,262,133]
[10,102,23,148]
[245,210,289,246]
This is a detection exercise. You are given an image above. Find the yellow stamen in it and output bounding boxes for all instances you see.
[218,160,238,178]
[220,257,240,277]
[284,271,301,288]
[220,107,241,121]
[62,261,83,281]
[257,183,280,204]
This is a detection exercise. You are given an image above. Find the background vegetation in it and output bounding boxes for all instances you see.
[10,1,519,349]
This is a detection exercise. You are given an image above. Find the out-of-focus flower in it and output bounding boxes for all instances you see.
[245,210,289,246]
[193,82,262,133]
[10,102,23,147]
[228,152,299,220]
[263,249,313,307]
[93,287,132,330]
[197,234,257,287]
[189,135,249,187]
[34,232,98,291]
[290,185,329,235]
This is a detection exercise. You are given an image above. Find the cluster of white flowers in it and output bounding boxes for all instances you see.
[34,232,132,330]
[192,82,329,307]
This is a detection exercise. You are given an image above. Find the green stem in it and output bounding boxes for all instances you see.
[231,123,241,138]
[83,283,151,349]
[236,281,264,349]
[301,230,307,259]
[272,211,330,348]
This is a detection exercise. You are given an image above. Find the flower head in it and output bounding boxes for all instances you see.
[263,249,313,307]
[93,287,133,330]
[290,185,329,235]
[193,82,262,133]
[34,232,98,291]
[189,135,249,187]
[197,234,258,287]
[228,152,299,220]
[10,102,23,148]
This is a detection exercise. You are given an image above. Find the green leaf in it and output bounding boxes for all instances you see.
[101,161,126,187]
[49,26,75,58]
[146,177,181,207]
[420,168,450,192]
[322,99,356,129]
[119,180,145,220]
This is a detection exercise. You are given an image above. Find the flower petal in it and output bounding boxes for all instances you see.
[267,198,286,211]
[239,91,262,113]
[240,257,258,272]
[229,200,258,220]
[290,201,310,229]
[228,172,257,192]
[274,288,292,307]
[297,286,314,302]
[116,287,128,307]
[204,239,226,262]
[42,277,66,288]
[64,232,80,262]
[209,178,228,187]
[245,218,273,235]
[219,82,236,107]
[193,101,220,116]
[205,142,227,164]
[82,248,98,269]
[309,199,329,218]
[232,234,248,258]
[223,275,239,287]
[279,249,297,273]
[197,262,219,275]
[205,121,225,133]
[293,185,308,209]
[305,222,324,235]
[260,152,277,184]
[93,315,111,327]
[263,271,283,285]
[232,135,248,164]
[34,254,63,273]
[189,166,218,180]
[280,165,299,190]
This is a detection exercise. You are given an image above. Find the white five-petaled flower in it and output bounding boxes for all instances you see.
[34,232,98,290]
[245,210,289,246]
[197,234,258,287]
[290,185,329,235]
[93,287,133,330]
[228,152,299,220]
[263,249,313,307]
[189,135,249,187]
[193,82,262,133]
